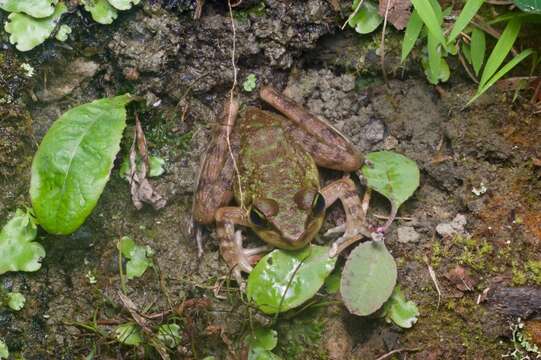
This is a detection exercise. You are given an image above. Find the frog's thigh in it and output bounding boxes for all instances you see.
[193,101,239,224]
[260,86,362,172]
[215,207,252,280]
[320,178,370,238]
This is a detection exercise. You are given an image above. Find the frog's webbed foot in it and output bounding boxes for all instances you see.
[320,177,372,257]
[216,207,271,289]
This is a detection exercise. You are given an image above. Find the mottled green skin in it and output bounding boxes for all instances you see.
[235,107,322,249]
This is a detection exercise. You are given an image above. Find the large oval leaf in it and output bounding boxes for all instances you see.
[341,241,397,316]
[0,0,56,18]
[361,151,420,208]
[247,245,336,314]
[30,95,132,235]
[513,0,541,13]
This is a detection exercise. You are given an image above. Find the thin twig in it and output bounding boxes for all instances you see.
[424,255,442,309]
[457,39,480,84]
[375,347,421,360]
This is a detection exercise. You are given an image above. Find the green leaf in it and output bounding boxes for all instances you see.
[447,0,485,44]
[6,292,25,311]
[469,48,533,104]
[118,236,153,279]
[461,42,472,64]
[411,0,446,46]
[243,74,257,92]
[114,323,142,346]
[348,0,383,34]
[120,155,165,179]
[30,94,132,235]
[4,2,66,52]
[0,339,8,359]
[157,323,182,348]
[249,348,282,360]
[381,286,419,328]
[513,0,541,13]
[361,151,420,209]
[247,245,337,314]
[0,209,45,275]
[0,0,56,18]
[323,270,341,294]
[401,10,423,63]
[82,0,118,24]
[55,24,71,41]
[479,18,521,88]
[426,32,442,84]
[247,328,278,351]
[341,241,397,316]
[107,0,140,10]
[471,28,486,76]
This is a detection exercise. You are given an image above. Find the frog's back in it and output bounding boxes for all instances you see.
[236,107,319,206]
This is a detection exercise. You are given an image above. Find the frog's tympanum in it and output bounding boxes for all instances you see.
[193,86,370,284]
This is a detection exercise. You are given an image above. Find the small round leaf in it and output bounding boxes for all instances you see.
[247,245,336,314]
[341,241,397,316]
[361,151,420,208]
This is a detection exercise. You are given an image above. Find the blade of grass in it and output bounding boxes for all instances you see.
[471,28,486,76]
[427,32,441,84]
[479,18,522,88]
[468,48,533,104]
[448,0,485,44]
[401,10,424,62]
[462,42,472,64]
[411,0,447,47]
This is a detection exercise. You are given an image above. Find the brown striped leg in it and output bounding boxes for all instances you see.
[215,207,271,288]
[320,177,372,256]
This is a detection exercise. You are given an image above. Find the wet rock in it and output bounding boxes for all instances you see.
[397,226,420,243]
[36,58,99,102]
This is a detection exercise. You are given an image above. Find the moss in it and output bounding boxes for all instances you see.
[454,236,494,272]
[512,265,528,286]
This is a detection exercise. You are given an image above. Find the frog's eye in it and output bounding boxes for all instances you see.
[312,192,326,215]
[249,207,267,227]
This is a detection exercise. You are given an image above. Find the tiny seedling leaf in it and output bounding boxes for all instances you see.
[401,10,423,63]
[4,2,67,51]
[118,236,153,279]
[7,292,25,311]
[107,0,141,10]
[479,18,521,88]
[341,241,397,316]
[30,95,132,235]
[243,74,257,92]
[0,0,56,18]
[120,155,165,179]
[471,28,486,76]
[114,323,143,346]
[348,0,383,34]
[361,151,420,209]
[381,286,419,328]
[0,209,45,275]
[410,0,446,46]
[55,24,71,41]
[247,245,336,314]
[513,0,541,13]
[157,323,182,348]
[447,0,485,44]
[0,339,7,359]
[82,0,118,24]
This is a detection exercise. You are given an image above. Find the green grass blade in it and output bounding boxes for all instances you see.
[401,10,424,62]
[468,48,533,105]
[471,28,486,76]
[411,0,447,46]
[427,32,441,84]
[461,42,472,64]
[478,18,522,88]
[448,0,485,44]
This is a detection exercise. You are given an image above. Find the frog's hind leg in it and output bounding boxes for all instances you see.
[215,207,271,288]
[260,86,362,172]
[320,177,372,257]
[192,100,239,254]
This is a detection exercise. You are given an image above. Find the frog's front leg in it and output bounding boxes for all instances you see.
[215,207,271,287]
[321,178,372,256]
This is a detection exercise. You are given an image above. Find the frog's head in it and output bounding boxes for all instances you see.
[248,188,326,250]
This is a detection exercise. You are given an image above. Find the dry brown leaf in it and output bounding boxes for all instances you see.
[379,0,411,30]
[444,265,477,292]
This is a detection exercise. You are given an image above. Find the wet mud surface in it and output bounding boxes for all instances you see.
[0,0,540,359]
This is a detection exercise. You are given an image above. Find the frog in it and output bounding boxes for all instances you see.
[192,86,371,285]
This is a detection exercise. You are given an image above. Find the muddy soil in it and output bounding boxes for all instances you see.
[0,1,540,359]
